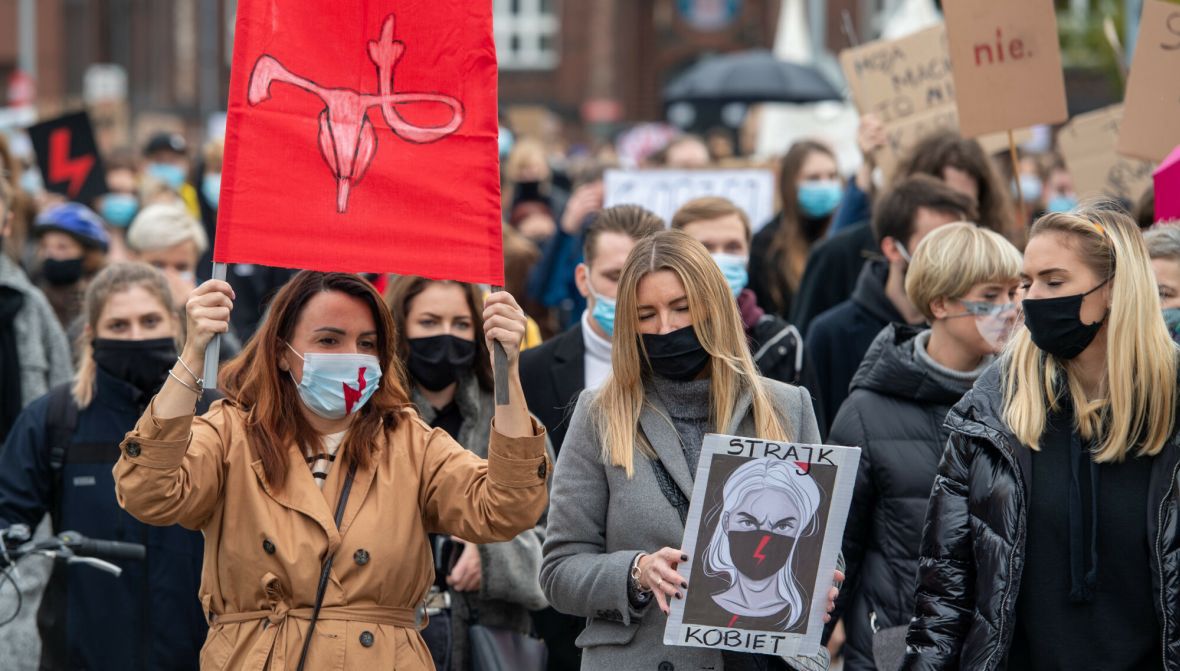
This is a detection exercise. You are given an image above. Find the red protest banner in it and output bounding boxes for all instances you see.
[215,1,502,284]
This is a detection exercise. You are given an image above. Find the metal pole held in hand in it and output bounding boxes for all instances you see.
[202,263,227,391]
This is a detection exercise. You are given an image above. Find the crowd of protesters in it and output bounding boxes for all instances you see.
[0,105,1174,671]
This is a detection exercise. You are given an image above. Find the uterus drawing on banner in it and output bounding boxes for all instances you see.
[247,14,465,213]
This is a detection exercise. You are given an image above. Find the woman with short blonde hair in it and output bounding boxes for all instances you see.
[903,206,1180,670]
[828,222,1022,670]
[542,230,838,670]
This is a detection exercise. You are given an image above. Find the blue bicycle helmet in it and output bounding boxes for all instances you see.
[34,202,110,252]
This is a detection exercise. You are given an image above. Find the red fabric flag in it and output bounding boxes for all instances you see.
[215,1,502,285]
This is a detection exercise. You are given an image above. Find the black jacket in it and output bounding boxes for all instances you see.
[747,313,825,430]
[805,259,904,434]
[0,370,210,670]
[901,364,1180,670]
[520,321,585,454]
[748,217,795,318]
[790,222,878,334]
[827,325,977,670]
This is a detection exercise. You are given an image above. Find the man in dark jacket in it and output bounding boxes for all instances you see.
[789,221,877,334]
[519,204,663,671]
[0,372,212,670]
[805,176,976,431]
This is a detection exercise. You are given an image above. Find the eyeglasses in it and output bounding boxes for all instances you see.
[957,300,1019,318]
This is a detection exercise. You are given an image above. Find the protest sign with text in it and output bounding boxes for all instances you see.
[942,0,1068,138]
[214,0,502,284]
[1118,0,1180,163]
[663,435,859,656]
[1057,105,1155,204]
[840,25,1031,175]
[604,169,776,232]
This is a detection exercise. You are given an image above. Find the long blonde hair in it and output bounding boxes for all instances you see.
[1003,206,1177,461]
[594,230,790,476]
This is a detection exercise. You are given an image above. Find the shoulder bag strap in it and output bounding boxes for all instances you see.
[295,462,357,671]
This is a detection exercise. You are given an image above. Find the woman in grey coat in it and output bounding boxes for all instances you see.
[388,276,552,671]
[541,231,838,671]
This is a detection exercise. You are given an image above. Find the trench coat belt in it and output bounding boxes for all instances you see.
[210,602,428,670]
[212,603,422,628]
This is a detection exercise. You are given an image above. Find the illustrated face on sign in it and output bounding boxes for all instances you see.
[703,458,822,627]
[723,489,802,581]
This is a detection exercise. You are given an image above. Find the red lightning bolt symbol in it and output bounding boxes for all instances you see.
[48,128,94,199]
[342,367,368,414]
[753,534,771,565]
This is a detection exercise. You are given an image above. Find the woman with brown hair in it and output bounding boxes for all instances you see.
[113,271,550,670]
[748,140,842,318]
[386,275,551,670]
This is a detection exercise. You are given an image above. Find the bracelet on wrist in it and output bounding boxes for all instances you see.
[630,552,651,594]
[168,370,203,398]
[176,355,205,388]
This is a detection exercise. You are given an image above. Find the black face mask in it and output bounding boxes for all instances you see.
[41,257,85,286]
[92,337,177,397]
[728,530,795,580]
[641,325,710,381]
[407,335,477,392]
[1022,280,1108,360]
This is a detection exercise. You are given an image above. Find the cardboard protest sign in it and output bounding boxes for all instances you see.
[27,111,108,203]
[839,25,1031,175]
[664,435,860,657]
[1118,0,1180,162]
[1057,105,1155,204]
[941,0,1068,138]
[215,0,502,283]
[1156,145,1180,222]
[603,169,776,232]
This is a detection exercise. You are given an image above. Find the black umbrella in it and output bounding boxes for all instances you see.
[663,49,843,106]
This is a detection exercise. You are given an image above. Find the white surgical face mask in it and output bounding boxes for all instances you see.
[286,343,381,420]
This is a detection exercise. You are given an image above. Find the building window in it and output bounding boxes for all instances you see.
[494,0,559,70]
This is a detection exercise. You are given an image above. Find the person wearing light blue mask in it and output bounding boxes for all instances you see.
[1041,159,1078,213]
[672,196,811,387]
[99,193,140,228]
[201,172,222,209]
[115,271,550,671]
[1145,225,1180,345]
[748,140,841,319]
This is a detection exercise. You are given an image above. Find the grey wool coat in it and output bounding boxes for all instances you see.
[412,375,553,671]
[541,378,827,671]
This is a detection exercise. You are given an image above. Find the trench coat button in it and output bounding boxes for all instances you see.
[262,539,276,555]
[537,461,547,479]
[658,662,674,671]
[359,630,374,647]
[125,442,141,457]
[354,549,370,565]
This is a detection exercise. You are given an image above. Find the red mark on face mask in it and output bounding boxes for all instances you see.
[753,534,771,565]
[343,367,368,414]
[728,614,739,628]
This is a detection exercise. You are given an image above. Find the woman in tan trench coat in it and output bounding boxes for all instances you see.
[113,271,550,670]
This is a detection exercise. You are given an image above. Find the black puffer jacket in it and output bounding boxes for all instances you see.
[901,363,1180,670]
[826,324,980,670]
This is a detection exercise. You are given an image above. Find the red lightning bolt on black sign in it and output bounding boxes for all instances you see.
[47,127,95,199]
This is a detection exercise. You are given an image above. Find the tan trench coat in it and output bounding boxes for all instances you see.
[113,399,550,670]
